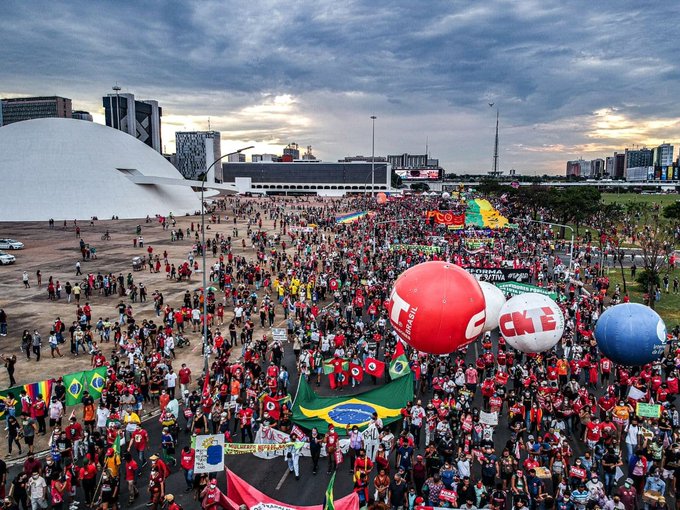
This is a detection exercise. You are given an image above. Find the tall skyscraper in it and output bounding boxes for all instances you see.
[0,96,72,126]
[175,131,222,181]
[102,92,162,152]
[654,143,674,167]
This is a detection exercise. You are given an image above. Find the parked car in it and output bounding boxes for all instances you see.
[0,251,16,265]
[0,239,24,250]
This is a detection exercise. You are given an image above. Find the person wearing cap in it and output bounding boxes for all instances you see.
[146,464,165,510]
[619,478,637,510]
[165,494,182,510]
[643,471,666,509]
[200,478,226,510]
[103,447,122,480]
[605,494,625,510]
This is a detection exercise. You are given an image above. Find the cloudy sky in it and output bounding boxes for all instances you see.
[2,0,679,175]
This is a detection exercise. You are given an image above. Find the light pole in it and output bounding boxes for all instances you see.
[370,115,377,196]
[522,219,575,274]
[200,145,253,374]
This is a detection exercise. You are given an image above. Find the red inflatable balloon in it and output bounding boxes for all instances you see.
[387,261,486,355]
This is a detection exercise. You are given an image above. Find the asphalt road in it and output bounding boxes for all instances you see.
[3,328,598,510]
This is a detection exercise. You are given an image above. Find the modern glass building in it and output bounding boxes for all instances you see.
[0,96,72,126]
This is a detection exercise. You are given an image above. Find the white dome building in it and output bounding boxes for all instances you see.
[0,118,203,221]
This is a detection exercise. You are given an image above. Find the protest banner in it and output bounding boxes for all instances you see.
[636,402,662,418]
[479,411,499,426]
[194,434,225,474]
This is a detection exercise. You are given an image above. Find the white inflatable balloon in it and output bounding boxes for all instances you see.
[479,281,506,333]
[441,192,451,199]
[498,293,564,353]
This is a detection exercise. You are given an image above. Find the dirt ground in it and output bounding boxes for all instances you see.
[0,204,282,390]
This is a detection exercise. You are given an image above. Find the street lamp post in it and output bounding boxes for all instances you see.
[370,115,377,196]
[200,145,254,374]
[523,219,575,274]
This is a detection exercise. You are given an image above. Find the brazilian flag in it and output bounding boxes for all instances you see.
[63,372,86,406]
[389,342,410,380]
[85,367,108,398]
[323,472,336,510]
[292,373,413,434]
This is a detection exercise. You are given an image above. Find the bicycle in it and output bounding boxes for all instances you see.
[101,233,111,240]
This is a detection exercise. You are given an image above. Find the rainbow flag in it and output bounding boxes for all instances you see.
[24,379,52,402]
[335,211,373,224]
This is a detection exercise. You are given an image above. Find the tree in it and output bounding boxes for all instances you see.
[663,201,680,221]
[636,210,674,310]
[549,187,601,234]
[410,182,430,192]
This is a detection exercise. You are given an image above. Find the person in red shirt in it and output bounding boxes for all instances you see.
[237,406,254,443]
[180,445,195,492]
[129,427,149,467]
[123,452,139,504]
[584,417,602,449]
[65,416,84,462]
[32,395,47,434]
[178,364,192,395]
[79,457,98,504]
[200,479,226,510]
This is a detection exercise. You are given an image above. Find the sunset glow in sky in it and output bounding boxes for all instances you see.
[2,0,679,174]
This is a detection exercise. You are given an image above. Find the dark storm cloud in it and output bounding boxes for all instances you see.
[1,0,679,173]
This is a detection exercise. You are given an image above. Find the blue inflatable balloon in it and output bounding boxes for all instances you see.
[594,303,667,366]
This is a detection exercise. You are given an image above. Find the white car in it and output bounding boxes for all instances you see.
[0,251,16,265]
[0,239,24,250]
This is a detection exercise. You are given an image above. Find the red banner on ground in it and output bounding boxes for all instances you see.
[226,469,359,510]
[425,210,465,227]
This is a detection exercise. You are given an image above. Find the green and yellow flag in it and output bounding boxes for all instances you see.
[84,367,108,398]
[291,371,413,434]
[63,372,86,406]
[323,471,336,510]
[389,342,410,380]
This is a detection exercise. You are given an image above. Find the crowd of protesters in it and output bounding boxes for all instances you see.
[0,192,677,510]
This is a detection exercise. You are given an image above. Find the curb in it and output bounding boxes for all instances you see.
[6,408,162,468]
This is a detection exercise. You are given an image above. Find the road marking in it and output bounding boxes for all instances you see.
[275,468,290,490]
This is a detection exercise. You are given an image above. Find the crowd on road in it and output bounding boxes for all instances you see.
[0,192,678,510]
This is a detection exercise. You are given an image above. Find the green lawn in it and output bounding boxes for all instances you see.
[605,266,680,326]
[602,192,680,209]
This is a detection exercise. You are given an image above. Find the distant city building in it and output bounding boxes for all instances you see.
[301,145,317,161]
[338,155,388,163]
[0,96,72,126]
[624,147,653,169]
[222,161,391,196]
[591,158,605,179]
[252,154,279,162]
[614,153,626,179]
[283,143,300,160]
[654,143,674,167]
[605,156,614,177]
[175,131,222,181]
[163,153,177,167]
[71,110,93,121]
[103,92,162,152]
[227,153,246,163]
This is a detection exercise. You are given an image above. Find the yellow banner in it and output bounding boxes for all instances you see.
[224,442,300,455]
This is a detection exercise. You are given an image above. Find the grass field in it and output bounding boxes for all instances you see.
[605,266,680,325]
[602,192,679,209]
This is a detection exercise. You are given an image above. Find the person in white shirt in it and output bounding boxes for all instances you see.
[96,403,110,433]
[165,370,178,399]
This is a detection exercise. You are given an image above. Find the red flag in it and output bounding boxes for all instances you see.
[262,395,282,420]
[349,363,364,382]
[364,357,385,378]
[328,371,350,389]
[393,341,406,358]
[202,367,211,397]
